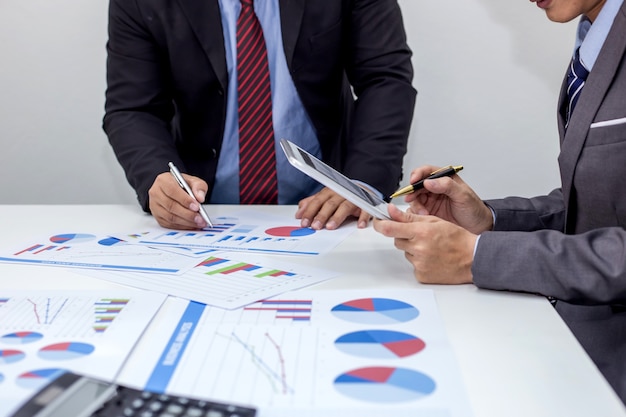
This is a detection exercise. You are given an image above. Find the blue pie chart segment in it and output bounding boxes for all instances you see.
[49,233,96,244]
[38,342,95,360]
[16,368,67,390]
[335,330,425,359]
[0,349,26,364]
[331,298,419,324]
[1,331,43,345]
[98,237,126,246]
[334,366,436,402]
[265,226,315,237]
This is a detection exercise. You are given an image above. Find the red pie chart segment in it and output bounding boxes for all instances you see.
[265,226,316,237]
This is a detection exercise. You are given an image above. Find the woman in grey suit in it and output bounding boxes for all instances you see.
[374,0,626,405]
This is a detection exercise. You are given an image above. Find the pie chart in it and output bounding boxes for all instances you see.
[334,366,436,402]
[1,331,43,345]
[38,342,95,360]
[98,237,126,246]
[50,233,95,244]
[0,349,26,364]
[330,298,419,324]
[265,226,315,237]
[16,368,66,390]
[334,330,425,358]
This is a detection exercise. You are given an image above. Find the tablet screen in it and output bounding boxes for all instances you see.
[297,148,384,206]
[280,138,390,219]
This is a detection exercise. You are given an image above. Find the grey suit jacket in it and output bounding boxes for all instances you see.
[472,4,626,404]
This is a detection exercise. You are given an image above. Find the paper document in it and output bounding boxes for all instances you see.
[0,232,200,274]
[117,289,473,417]
[85,251,338,309]
[0,289,167,417]
[113,210,355,256]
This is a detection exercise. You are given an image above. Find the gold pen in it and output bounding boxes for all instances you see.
[390,165,464,198]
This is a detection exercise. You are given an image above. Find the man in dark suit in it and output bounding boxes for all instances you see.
[103,0,416,230]
[374,0,626,404]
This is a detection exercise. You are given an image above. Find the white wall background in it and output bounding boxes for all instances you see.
[0,0,576,205]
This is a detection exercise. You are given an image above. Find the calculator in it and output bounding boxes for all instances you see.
[10,371,257,417]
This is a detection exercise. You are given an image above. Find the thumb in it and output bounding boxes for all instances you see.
[387,203,421,223]
[187,177,208,203]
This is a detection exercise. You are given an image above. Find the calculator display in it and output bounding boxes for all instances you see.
[41,378,112,417]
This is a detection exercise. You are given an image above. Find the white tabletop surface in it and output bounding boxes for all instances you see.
[2,204,625,417]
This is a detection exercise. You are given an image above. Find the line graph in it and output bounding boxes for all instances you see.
[227,331,294,395]
[27,297,68,325]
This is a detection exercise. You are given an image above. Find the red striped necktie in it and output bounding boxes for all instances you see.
[237,0,278,204]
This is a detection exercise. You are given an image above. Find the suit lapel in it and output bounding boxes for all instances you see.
[279,0,305,69]
[177,0,228,89]
[559,6,626,210]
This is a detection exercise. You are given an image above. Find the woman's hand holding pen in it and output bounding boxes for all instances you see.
[404,165,493,235]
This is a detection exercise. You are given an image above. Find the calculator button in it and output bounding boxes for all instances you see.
[165,404,184,415]
[131,399,145,409]
[182,407,203,417]
[176,397,190,406]
[148,402,164,412]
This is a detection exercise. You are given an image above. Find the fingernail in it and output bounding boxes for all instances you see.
[190,202,199,211]
[312,220,323,230]
[358,220,367,228]
[196,190,206,202]
[301,218,310,227]
[325,220,337,230]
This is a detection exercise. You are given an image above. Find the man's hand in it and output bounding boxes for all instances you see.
[404,165,493,235]
[148,172,209,230]
[295,187,371,230]
[373,204,476,284]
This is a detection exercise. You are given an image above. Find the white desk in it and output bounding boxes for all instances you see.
[2,204,625,417]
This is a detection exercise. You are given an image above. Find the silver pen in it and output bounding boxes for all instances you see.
[168,162,214,227]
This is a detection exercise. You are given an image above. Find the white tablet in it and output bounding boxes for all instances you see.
[280,138,391,220]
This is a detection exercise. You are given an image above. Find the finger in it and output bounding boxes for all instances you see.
[408,165,441,184]
[421,169,466,198]
[323,199,362,230]
[150,174,205,229]
[356,209,372,229]
[387,203,420,223]
[310,192,346,230]
[373,218,418,240]
[185,175,209,204]
[150,193,198,230]
[295,195,314,221]
[406,193,431,215]
[296,188,335,228]
[158,190,204,230]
